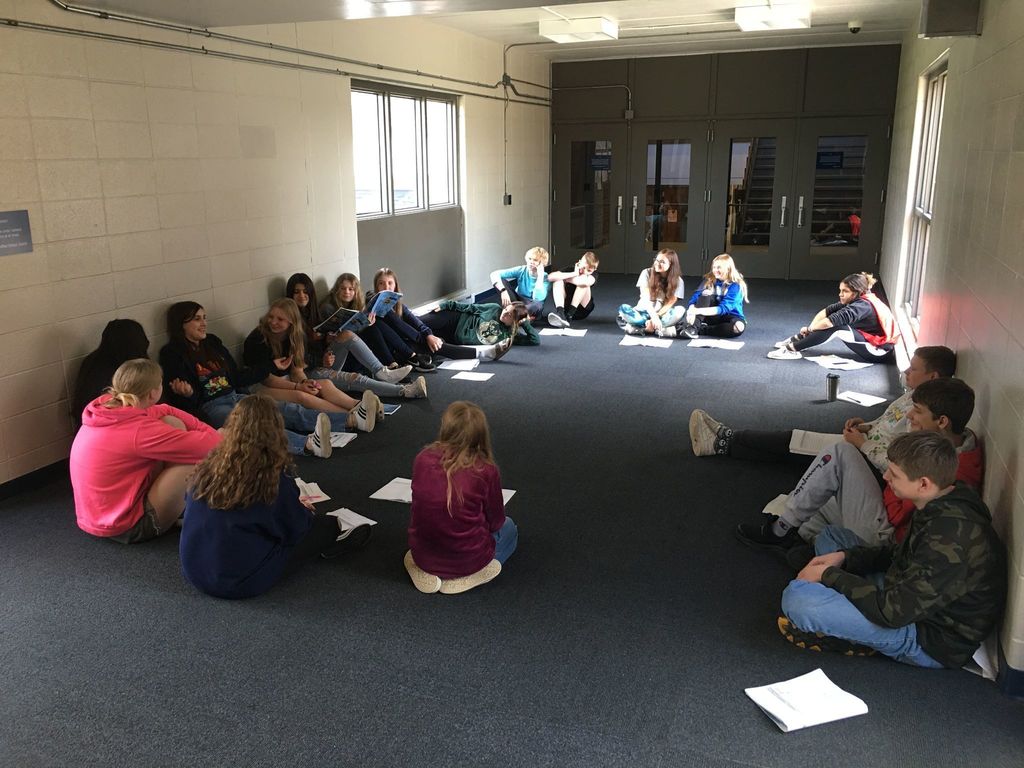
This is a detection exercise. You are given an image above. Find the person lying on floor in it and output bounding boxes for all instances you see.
[689,345,956,466]
[777,431,1005,668]
[661,253,748,340]
[734,378,982,558]
[767,271,898,362]
[420,300,538,361]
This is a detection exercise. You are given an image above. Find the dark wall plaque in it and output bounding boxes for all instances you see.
[0,210,33,257]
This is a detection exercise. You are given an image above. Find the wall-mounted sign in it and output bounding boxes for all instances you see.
[816,151,844,170]
[0,210,33,257]
[589,155,611,171]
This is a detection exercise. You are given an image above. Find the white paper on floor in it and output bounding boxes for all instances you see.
[539,327,588,337]
[619,335,673,349]
[437,359,480,371]
[329,432,358,448]
[371,477,516,505]
[687,338,744,350]
[383,403,401,415]
[745,669,868,732]
[452,371,494,381]
[295,478,330,504]
[326,507,377,533]
[805,354,874,370]
[837,391,886,407]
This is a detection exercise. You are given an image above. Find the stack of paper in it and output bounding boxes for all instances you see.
[745,668,868,732]
[326,507,377,534]
[438,359,479,371]
[452,371,494,382]
[788,430,842,457]
[295,479,330,504]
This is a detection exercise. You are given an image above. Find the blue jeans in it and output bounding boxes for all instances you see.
[814,525,866,555]
[492,517,518,564]
[781,577,944,668]
[199,392,337,456]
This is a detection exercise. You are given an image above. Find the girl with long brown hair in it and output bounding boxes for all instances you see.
[242,298,382,432]
[180,395,370,599]
[404,401,518,594]
[69,358,220,543]
[617,248,687,335]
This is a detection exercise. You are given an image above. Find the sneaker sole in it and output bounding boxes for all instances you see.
[438,559,502,594]
[688,410,717,457]
[313,413,332,459]
[358,390,377,432]
[547,312,568,328]
[777,616,877,657]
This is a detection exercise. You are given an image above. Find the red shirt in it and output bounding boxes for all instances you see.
[409,447,506,579]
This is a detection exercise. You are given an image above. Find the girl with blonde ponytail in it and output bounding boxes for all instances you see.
[667,253,748,339]
[70,358,221,543]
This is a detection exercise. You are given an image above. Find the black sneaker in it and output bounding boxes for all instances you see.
[680,323,699,339]
[321,523,373,559]
[777,616,877,657]
[548,307,569,328]
[410,353,436,373]
[785,543,816,572]
[734,519,803,553]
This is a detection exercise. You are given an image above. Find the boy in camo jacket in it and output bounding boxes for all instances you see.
[777,431,1005,668]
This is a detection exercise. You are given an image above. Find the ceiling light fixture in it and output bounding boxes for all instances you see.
[539,17,619,44]
[734,2,811,32]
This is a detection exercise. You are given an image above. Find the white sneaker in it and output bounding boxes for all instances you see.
[767,347,802,360]
[623,324,644,336]
[306,412,332,458]
[404,550,441,594]
[375,364,412,383]
[352,390,378,432]
[774,336,795,349]
[689,409,723,457]
[401,376,428,399]
[655,325,678,338]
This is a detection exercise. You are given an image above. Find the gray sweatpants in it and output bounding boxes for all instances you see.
[780,441,893,545]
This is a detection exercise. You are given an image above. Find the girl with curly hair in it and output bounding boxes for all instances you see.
[180,395,370,599]
[403,401,518,594]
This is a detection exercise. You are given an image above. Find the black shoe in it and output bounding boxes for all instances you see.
[410,353,436,373]
[785,543,816,572]
[548,307,569,328]
[680,323,699,339]
[321,523,373,559]
[777,616,877,657]
[734,519,803,553]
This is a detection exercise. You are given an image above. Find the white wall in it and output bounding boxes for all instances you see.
[0,1,550,483]
[880,0,1024,669]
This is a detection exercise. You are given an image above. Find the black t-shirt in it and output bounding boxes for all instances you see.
[242,329,292,380]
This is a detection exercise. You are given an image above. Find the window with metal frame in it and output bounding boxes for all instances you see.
[351,82,458,217]
[902,64,947,330]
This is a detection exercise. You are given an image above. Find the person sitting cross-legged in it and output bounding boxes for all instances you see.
[777,431,1005,667]
[734,377,982,555]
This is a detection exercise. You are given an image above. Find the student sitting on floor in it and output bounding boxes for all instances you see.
[490,246,550,320]
[404,401,518,594]
[285,272,425,400]
[767,271,898,361]
[421,299,538,361]
[734,378,982,556]
[690,345,957,467]
[617,248,686,336]
[160,301,335,458]
[547,251,599,329]
[662,253,748,339]
[777,431,1005,668]
[71,319,150,430]
[70,359,221,543]
[180,395,371,600]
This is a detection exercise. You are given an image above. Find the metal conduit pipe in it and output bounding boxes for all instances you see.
[44,0,550,105]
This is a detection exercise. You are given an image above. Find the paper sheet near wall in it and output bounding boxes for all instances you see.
[805,354,874,370]
[371,477,515,505]
[837,391,886,407]
[745,668,868,732]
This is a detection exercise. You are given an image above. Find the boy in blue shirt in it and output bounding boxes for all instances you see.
[490,246,549,320]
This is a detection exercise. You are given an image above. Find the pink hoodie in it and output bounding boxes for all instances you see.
[70,396,221,537]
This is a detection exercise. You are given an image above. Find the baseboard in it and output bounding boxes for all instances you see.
[1,458,69,502]
[997,645,1024,699]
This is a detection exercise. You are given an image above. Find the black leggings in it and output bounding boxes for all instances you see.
[684,294,745,338]
[283,514,340,575]
[416,311,478,360]
[791,325,893,362]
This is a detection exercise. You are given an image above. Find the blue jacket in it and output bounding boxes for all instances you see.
[686,280,745,321]
[180,472,312,599]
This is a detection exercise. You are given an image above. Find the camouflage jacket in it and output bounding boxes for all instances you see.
[821,483,1006,668]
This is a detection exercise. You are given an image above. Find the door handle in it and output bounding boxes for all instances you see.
[617,195,623,226]
[631,196,638,225]
[779,195,788,227]
[797,195,805,228]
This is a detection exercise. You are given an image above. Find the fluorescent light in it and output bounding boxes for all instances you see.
[539,17,619,44]
[734,2,811,32]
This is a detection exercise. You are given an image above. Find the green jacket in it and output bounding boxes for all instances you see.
[822,483,1006,668]
[438,301,539,347]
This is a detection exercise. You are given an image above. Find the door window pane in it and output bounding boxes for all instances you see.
[389,95,422,211]
[352,90,387,216]
[645,140,690,253]
[809,135,867,250]
[570,140,613,249]
[725,138,776,254]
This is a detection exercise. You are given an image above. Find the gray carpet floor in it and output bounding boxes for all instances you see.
[2,275,1022,767]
